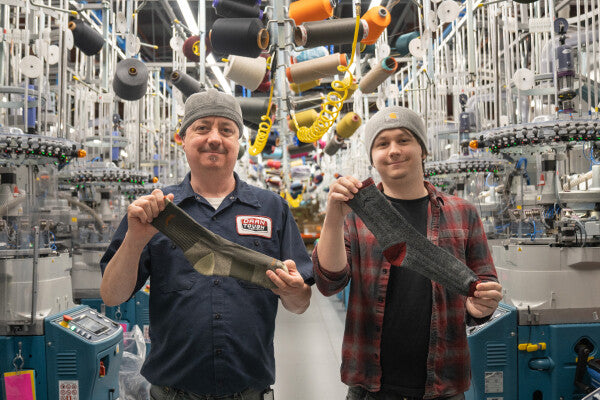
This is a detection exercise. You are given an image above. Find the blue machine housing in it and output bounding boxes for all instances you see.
[0,305,122,400]
[467,303,600,399]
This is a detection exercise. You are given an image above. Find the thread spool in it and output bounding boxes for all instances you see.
[295,19,368,48]
[290,79,322,93]
[210,18,269,58]
[359,56,398,94]
[288,109,319,132]
[256,73,271,92]
[224,55,267,91]
[342,75,358,97]
[267,160,281,169]
[394,31,420,56]
[182,35,212,62]
[68,19,104,56]
[112,58,149,101]
[262,147,282,159]
[292,46,329,63]
[290,94,325,112]
[336,112,362,139]
[361,6,391,45]
[286,53,347,84]
[170,70,203,98]
[289,0,334,25]
[288,142,315,158]
[324,135,344,156]
[238,97,274,126]
[213,0,263,19]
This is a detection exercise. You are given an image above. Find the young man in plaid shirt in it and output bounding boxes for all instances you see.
[313,106,502,400]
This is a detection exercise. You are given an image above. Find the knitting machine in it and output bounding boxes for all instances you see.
[0,128,123,399]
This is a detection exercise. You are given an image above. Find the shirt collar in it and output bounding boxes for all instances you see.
[170,172,260,208]
[375,180,445,208]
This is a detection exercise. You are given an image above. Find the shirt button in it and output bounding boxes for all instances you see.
[215,349,222,356]
[171,244,177,249]
[214,313,221,320]
[373,353,379,359]
[382,269,388,274]
[212,216,217,221]
[229,196,235,200]
[254,239,259,246]
[378,296,384,303]
[214,279,220,286]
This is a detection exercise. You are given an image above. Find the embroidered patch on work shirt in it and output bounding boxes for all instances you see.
[236,215,272,238]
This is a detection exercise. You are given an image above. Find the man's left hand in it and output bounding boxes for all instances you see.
[267,260,311,314]
[466,281,503,318]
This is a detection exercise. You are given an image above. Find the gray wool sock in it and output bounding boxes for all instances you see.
[151,198,288,289]
[346,178,480,297]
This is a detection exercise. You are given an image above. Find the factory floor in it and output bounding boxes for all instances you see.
[273,290,348,400]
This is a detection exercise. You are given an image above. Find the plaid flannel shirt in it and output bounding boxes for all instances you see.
[313,181,498,399]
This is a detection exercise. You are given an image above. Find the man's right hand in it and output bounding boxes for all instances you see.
[325,175,362,224]
[126,189,174,244]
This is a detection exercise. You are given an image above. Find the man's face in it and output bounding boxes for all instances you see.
[371,127,425,182]
[182,116,240,172]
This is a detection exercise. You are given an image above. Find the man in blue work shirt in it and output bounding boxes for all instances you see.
[100,89,313,400]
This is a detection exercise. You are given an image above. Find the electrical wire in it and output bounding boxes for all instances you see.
[291,5,361,143]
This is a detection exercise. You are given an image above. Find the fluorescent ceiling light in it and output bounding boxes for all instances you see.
[176,0,198,33]
[175,0,232,94]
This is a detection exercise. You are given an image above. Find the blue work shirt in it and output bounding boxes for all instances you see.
[100,172,314,395]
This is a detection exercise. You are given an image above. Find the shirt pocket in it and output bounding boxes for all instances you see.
[152,240,198,293]
[437,228,469,263]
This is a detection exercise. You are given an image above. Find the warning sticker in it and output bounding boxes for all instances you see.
[485,371,503,393]
[59,380,79,400]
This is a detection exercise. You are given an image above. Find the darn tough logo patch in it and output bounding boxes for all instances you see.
[236,215,272,238]
[388,112,397,119]
[165,215,175,226]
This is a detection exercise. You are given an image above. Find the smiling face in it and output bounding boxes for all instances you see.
[182,116,240,173]
[370,127,426,183]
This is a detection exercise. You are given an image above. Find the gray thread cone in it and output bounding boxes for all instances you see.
[346,178,480,296]
[151,198,288,289]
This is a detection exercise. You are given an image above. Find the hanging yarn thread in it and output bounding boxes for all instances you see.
[210,18,269,58]
[295,18,369,48]
[336,112,362,138]
[286,53,347,84]
[213,0,263,19]
[290,6,361,143]
[170,70,203,98]
[224,55,267,91]
[359,56,398,94]
[68,19,104,56]
[289,0,335,25]
[361,6,391,45]
[112,58,149,101]
[290,94,326,112]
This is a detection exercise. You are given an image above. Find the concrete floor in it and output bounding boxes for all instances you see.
[273,290,348,400]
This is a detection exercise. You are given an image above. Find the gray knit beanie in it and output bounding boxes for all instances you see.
[179,88,244,138]
[364,106,428,164]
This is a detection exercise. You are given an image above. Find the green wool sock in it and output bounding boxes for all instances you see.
[347,178,480,297]
[151,198,288,289]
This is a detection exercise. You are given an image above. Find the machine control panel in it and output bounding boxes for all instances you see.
[51,307,121,342]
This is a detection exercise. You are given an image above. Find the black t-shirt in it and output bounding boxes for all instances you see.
[380,194,432,397]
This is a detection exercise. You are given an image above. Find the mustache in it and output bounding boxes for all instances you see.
[199,147,227,154]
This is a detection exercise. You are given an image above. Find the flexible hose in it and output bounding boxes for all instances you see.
[248,57,275,156]
[57,192,105,230]
[291,6,361,143]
